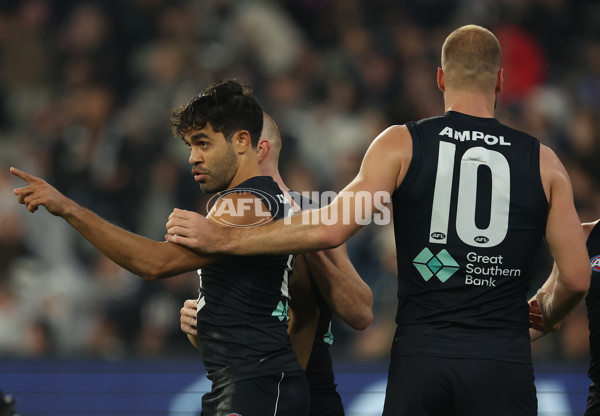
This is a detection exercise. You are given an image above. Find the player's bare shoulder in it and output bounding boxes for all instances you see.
[370,124,413,189]
[208,191,273,228]
[539,143,571,200]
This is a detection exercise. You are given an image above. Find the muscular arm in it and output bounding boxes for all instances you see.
[533,146,590,332]
[11,167,215,280]
[530,219,597,341]
[55,205,216,280]
[287,255,319,370]
[166,125,412,256]
[11,168,281,280]
[302,244,373,330]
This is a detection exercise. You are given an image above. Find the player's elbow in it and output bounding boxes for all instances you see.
[137,258,178,281]
[350,309,373,331]
[562,268,591,298]
[570,272,591,296]
[138,268,167,281]
[350,296,374,330]
[316,225,346,250]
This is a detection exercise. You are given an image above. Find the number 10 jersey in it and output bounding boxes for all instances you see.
[391,110,548,363]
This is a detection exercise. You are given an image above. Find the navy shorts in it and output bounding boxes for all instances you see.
[309,390,344,416]
[382,355,537,416]
[201,370,310,416]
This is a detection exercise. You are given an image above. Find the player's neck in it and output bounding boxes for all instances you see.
[227,159,263,189]
[444,90,496,118]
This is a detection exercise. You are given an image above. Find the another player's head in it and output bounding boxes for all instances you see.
[439,25,502,96]
[256,112,283,177]
[170,79,264,193]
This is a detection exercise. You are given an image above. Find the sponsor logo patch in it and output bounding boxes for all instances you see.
[413,248,459,283]
[591,255,600,272]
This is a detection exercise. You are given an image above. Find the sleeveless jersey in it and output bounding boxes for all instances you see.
[586,222,600,383]
[289,191,342,412]
[391,111,548,363]
[304,288,339,402]
[195,176,301,389]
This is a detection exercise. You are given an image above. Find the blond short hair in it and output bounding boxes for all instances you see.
[441,25,501,92]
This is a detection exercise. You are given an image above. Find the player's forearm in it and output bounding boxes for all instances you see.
[226,211,344,256]
[62,202,184,280]
[226,201,361,256]
[303,250,373,330]
[545,278,587,328]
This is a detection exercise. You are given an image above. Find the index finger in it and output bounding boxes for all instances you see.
[168,208,196,221]
[10,167,42,184]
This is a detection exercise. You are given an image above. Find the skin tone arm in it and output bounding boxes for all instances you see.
[530,219,597,341]
[165,125,412,255]
[287,254,319,369]
[301,244,373,330]
[10,167,265,280]
[529,146,591,337]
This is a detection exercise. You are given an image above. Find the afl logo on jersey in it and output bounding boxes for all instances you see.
[591,255,600,272]
[431,232,445,240]
[206,187,280,228]
[474,236,489,244]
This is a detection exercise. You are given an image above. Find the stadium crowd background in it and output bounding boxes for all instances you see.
[0,0,598,366]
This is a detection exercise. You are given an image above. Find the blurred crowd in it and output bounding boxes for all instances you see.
[0,0,599,364]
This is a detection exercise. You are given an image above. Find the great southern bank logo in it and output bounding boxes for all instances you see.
[591,255,600,272]
[413,248,460,282]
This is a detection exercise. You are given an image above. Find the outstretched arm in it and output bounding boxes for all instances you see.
[11,167,218,280]
[530,147,590,336]
[165,125,412,256]
[302,244,373,330]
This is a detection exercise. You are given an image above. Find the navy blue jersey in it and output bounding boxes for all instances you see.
[303,279,339,408]
[196,176,302,389]
[289,191,343,415]
[586,222,600,383]
[391,111,548,363]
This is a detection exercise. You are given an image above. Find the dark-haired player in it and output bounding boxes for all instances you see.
[11,80,310,416]
[180,112,373,416]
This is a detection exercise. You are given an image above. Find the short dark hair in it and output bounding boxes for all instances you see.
[170,79,263,146]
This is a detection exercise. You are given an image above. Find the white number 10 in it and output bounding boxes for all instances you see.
[429,142,510,248]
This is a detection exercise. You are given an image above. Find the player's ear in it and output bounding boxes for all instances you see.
[233,130,252,153]
[256,139,271,163]
[495,68,503,95]
[437,67,445,92]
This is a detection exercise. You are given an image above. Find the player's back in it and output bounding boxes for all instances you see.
[391,111,548,363]
[195,176,302,389]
